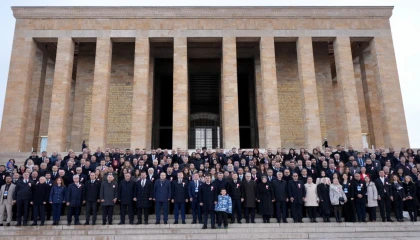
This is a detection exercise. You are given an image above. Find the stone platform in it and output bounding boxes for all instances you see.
[1,221,419,240]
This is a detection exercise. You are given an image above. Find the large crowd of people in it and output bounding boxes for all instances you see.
[1,145,420,229]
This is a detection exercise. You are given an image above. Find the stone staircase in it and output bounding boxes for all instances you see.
[1,221,420,240]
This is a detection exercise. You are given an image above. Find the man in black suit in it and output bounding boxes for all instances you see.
[288,173,306,223]
[13,172,33,226]
[118,173,135,225]
[199,174,218,229]
[375,170,393,222]
[134,171,153,225]
[188,173,202,224]
[84,172,101,225]
[272,171,289,223]
[226,172,242,224]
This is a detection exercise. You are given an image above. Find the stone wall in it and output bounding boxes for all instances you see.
[275,42,305,148]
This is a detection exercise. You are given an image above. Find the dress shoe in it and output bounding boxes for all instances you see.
[6,223,10,227]
[40,223,44,226]
[74,222,81,225]
[182,221,186,224]
[0,224,3,226]
[108,223,113,225]
[173,221,178,224]
[129,222,135,225]
[67,223,71,226]
[23,223,28,226]
[211,225,216,229]
[382,219,386,222]
[91,222,96,225]
[202,225,207,229]
[298,220,304,223]
[144,221,148,225]
[387,219,394,222]
[164,221,168,224]
[237,221,242,224]
[102,223,106,225]
[245,220,249,223]
[155,221,160,225]
[15,223,21,227]
[136,221,142,225]
[313,219,318,223]
[230,220,235,224]
[283,220,288,223]
[191,221,197,224]
[251,220,256,223]
[118,222,124,225]
[83,222,90,225]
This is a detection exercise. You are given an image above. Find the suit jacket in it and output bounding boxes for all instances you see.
[188,180,202,199]
[374,177,391,198]
[171,180,189,203]
[241,180,257,208]
[226,180,242,200]
[118,180,135,204]
[84,179,101,202]
[13,179,34,201]
[153,179,171,202]
[288,180,306,204]
[0,183,16,205]
[271,178,288,201]
[32,183,50,205]
[100,181,118,206]
[134,179,153,208]
[66,183,85,207]
[199,182,218,211]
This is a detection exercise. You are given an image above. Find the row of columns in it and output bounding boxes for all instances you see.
[0,36,409,152]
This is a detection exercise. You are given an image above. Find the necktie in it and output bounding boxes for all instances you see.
[195,181,198,188]
[24,180,27,183]
[92,180,94,184]
[142,180,145,187]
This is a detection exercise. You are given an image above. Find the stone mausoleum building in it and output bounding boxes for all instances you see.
[0,6,410,153]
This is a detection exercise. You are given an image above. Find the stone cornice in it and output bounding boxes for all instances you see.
[11,6,393,19]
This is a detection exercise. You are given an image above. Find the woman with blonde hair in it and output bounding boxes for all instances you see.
[330,178,347,223]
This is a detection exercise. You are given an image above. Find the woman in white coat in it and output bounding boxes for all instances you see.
[330,178,347,223]
[365,176,378,222]
[304,177,319,223]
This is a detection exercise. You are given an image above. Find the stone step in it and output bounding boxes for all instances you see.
[2,225,419,236]
[1,222,419,240]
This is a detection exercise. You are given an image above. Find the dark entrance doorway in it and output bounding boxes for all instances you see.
[188,59,221,149]
[237,58,259,148]
[152,58,173,149]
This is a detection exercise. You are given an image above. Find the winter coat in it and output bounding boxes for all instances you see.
[329,184,347,206]
[214,195,232,213]
[304,183,319,207]
[366,182,378,207]
[256,182,274,215]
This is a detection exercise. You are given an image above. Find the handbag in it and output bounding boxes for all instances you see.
[339,197,345,204]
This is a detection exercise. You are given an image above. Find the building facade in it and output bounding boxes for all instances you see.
[0,6,410,152]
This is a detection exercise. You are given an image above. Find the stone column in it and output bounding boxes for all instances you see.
[0,37,36,152]
[259,37,281,149]
[333,37,363,149]
[221,37,240,149]
[47,38,75,152]
[172,37,188,149]
[88,38,113,149]
[296,37,322,150]
[254,56,265,148]
[131,37,150,149]
[370,36,409,149]
[359,46,385,148]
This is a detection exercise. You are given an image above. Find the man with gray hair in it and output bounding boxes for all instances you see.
[66,175,85,225]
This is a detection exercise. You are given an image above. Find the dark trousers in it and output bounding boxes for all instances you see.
[45,203,52,220]
[16,199,30,224]
[378,196,392,220]
[231,199,242,222]
[191,198,202,222]
[306,206,317,219]
[291,202,303,221]
[203,210,215,227]
[120,203,134,223]
[333,205,342,221]
[32,204,46,224]
[406,199,417,221]
[137,207,149,222]
[102,205,114,224]
[155,201,168,222]
[394,200,404,220]
[67,206,81,224]
[174,202,186,222]
[85,201,98,224]
[244,207,255,222]
[275,201,287,222]
[343,200,355,222]
[367,206,376,221]
[355,201,366,221]
[217,211,228,227]
[51,203,62,223]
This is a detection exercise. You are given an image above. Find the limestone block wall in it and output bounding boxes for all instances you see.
[275,42,305,148]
